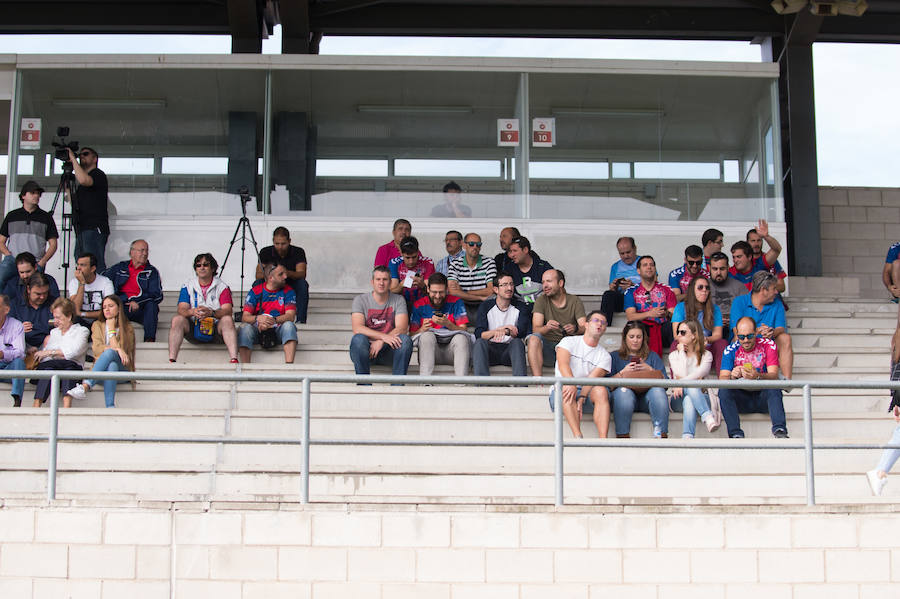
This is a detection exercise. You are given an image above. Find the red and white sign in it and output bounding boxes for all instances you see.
[497,118,519,147]
[532,117,555,148]
[20,118,41,150]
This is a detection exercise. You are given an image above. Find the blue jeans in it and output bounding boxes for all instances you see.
[349,333,413,376]
[0,357,26,399]
[75,228,108,272]
[718,388,786,438]
[85,349,124,408]
[127,302,159,341]
[473,338,526,377]
[876,425,900,474]
[612,386,669,436]
[0,255,17,292]
[671,387,712,437]
[238,321,298,348]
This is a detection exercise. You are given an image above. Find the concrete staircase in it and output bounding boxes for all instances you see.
[0,293,897,505]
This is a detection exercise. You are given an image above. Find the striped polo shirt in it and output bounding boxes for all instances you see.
[447,254,496,291]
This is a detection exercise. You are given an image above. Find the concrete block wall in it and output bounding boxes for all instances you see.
[820,186,900,299]
[2,503,899,598]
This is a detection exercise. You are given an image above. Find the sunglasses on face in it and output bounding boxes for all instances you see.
[686,259,703,266]
[676,329,689,336]
[79,151,92,157]
[695,285,710,291]
[736,334,755,340]
[466,241,482,247]
[194,262,211,268]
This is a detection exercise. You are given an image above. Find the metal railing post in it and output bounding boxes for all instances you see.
[553,380,564,506]
[803,383,815,506]
[301,376,310,504]
[47,374,60,502]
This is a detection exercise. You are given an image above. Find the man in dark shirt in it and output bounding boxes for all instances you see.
[10,272,53,350]
[66,146,110,271]
[2,252,60,307]
[502,236,552,305]
[255,227,309,323]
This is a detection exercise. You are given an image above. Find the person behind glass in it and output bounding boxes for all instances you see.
[624,255,676,357]
[600,236,641,327]
[255,227,309,323]
[65,146,109,271]
[0,180,58,291]
[103,239,163,343]
[2,252,60,306]
[552,310,612,439]
[717,316,788,439]
[667,244,707,303]
[31,298,90,408]
[608,321,669,438]
[0,294,27,407]
[431,180,472,218]
[668,319,718,439]
[349,266,413,377]
[10,272,54,352]
[434,230,464,275]
[473,273,530,377]
[374,218,412,268]
[671,276,729,372]
[168,253,239,364]
[67,295,135,408]
[238,263,298,364]
[68,252,115,329]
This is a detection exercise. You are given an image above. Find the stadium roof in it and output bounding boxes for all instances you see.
[2,0,900,53]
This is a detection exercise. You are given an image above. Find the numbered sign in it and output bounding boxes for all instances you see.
[20,118,41,150]
[497,118,519,147]
[532,117,555,148]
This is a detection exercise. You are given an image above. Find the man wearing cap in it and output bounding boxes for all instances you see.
[66,147,109,271]
[0,181,59,292]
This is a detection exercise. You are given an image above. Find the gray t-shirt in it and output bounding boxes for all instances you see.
[711,276,749,320]
[351,292,407,334]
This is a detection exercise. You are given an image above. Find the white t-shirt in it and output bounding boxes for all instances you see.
[485,302,522,344]
[68,274,115,314]
[554,334,612,378]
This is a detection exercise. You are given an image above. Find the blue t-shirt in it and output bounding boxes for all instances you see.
[607,351,668,379]
[671,302,723,337]
[608,258,641,286]
[729,293,786,331]
[887,243,900,264]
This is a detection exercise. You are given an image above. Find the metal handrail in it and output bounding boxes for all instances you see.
[5,369,900,507]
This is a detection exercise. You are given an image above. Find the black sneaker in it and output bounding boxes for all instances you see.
[773,429,789,439]
[11,394,20,407]
[730,432,745,439]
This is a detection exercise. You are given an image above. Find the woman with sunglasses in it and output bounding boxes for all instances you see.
[669,319,719,438]
[67,295,135,408]
[608,321,669,438]
[671,275,728,372]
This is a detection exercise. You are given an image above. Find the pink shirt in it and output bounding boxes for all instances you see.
[374,240,402,268]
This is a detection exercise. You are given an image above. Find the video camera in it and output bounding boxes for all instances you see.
[51,127,79,163]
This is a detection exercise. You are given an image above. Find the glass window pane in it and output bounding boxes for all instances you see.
[723,159,740,183]
[529,161,609,180]
[612,162,631,178]
[95,157,155,175]
[161,157,228,175]
[633,162,721,180]
[394,159,501,178]
[0,155,35,176]
[316,159,388,177]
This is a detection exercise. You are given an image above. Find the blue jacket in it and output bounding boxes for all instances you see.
[103,260,164,306]
[474,297,531,339]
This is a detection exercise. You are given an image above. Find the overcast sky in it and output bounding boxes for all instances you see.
[1,30,897,188]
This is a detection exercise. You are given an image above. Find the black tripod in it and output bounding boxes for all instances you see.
[220,186,260,319]
[49,162,77,296]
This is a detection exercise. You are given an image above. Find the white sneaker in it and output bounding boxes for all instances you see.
[67,385,87,401]
[703,413,718,433]
[682,433,694,439]
[867,470,887,496]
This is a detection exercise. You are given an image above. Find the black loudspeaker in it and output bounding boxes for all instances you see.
[227,112,258,195]
[275,112,310,211]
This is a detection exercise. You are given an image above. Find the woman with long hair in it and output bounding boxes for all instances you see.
[32,297,90,408]
[608,321,669,438]
[67,295,136,408]
[669,319,719,438]
[671,275,728,371]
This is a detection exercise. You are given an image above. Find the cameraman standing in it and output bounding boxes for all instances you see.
[66,147,109,271]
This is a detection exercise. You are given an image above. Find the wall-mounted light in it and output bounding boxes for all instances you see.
[550,107,664,118]
[357,105,472,114]
[52,98,167,109]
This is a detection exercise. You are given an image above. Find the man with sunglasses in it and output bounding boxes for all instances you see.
[448,232,496,320]
[66,147,109,271]
[718,316,788,439]
[168,253,239,363]
[435,230,465,275]
[0,180,59,292]
[728,270,793,382]
[668,245,708,302]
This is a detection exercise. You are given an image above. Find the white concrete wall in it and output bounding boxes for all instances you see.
[820,186,900,299]
[0,504,896,598]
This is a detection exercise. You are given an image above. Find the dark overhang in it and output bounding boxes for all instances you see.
[1,0,899,54]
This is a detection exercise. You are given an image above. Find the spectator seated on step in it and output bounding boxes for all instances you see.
[728,271,793,382]
[671,275,729,373]
[623,255,676,356]
[707,251,748,341]
[472,273,530,377]
[238,264,297,364]
[255,227,309,323]
[409,272,471,377]
[526,269,586,377]
[667,244,708,303]
[349,265,413,377]
[883,241,900,303]
[103,239,163,343]
[2,251,60,307]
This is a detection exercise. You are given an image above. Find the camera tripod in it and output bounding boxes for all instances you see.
[49,162,77,296]
[220,186,260,318]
